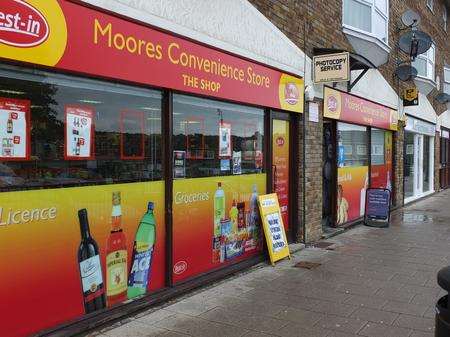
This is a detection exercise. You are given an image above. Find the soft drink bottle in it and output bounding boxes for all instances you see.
[127,202,156,299]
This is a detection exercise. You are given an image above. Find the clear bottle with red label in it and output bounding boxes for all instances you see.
[106,191,128,307]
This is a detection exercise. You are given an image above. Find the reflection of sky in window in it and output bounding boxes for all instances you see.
[173,94,263,138]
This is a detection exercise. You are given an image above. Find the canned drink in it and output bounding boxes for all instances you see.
[212,236,221,263]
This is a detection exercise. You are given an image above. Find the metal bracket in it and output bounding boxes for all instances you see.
[347,68,369,92]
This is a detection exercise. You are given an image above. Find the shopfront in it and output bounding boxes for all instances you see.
[404,116,435,203]
[322,87,397,228]
[0,1,303,336]
[440,128,449,189]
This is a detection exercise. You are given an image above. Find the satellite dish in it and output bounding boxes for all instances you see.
[436,93,450,104]
[395,64,418,81]
[401,10,421,27]
[399,30,432,59]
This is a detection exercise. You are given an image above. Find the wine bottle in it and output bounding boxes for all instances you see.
[78,209,106,314]
[7,114,13,134]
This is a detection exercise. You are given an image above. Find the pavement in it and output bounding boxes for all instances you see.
[89,189,450,337]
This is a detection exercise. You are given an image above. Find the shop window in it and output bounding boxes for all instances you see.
[0,65,162,191]
[413,44,435,81]
[444,67,450,95]
[343,0,389,43]
[172,94,265,179]
[337,123,369,167]
[370,128,393,190]
[441,136,449,165]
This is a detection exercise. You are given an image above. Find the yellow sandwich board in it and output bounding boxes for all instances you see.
[258,194,291,266]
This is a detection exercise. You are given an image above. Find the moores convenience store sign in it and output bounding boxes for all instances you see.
[0,0,304,113]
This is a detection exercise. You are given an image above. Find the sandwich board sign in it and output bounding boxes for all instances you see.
[258,193,290,265]
[364,188,391,228]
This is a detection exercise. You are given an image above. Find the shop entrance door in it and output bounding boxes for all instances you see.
[271,114,291,240]
[414,134,424,196]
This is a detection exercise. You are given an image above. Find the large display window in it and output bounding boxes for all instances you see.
[0,65,166,336]
[172,94,266,283]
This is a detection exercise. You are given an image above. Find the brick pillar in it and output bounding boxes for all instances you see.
[302,101,323,243]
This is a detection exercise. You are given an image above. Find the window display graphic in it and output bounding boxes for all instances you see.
[174,151,186,178]
[212,180,261,263]
[0,98,30,160]
[106,192,127,307]
[120,111,145,160]
[65,106,94,159]
[173,174,266,283]
[337,166,369,225]
[232,151,242,174]
[78,209,106,314]
[128,202,156,299]
[0,182,165,337]
[219,122,232,158]
[257,193,290,265]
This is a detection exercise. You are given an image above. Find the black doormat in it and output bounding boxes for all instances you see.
[293,261,322,269]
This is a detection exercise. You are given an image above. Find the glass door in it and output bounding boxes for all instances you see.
[271,117,290,235]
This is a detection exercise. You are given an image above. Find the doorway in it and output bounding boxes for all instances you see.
[270,113,293,241]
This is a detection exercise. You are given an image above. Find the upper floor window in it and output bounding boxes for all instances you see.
[343,0,389,43]
[412,44,435,81]
[444,66,450,94]
[444,5,448,31]
[427,0,434,12]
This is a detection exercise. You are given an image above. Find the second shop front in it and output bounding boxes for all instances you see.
[322,87,398,228]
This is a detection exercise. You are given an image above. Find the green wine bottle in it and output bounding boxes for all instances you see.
[127,202,156,299]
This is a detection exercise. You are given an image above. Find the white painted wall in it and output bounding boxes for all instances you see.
[80,0,306,77]
[438,110,450,130]
[404,93,438,125]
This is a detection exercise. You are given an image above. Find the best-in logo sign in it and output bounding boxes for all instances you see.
[0,0,49,47]
[284,83,299,105]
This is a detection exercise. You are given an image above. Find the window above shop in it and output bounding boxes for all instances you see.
[444,66,450,95]
[412,44,437,95]
[413,44,435,80]
[342,0,390,66]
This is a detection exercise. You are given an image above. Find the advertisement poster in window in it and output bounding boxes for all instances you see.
[65,106,94,160]
[233,151,242,174]
[219,122,232,158]
[0,98,30,160]
[337,166,369,225]
[172,174,266,283]
[174,151,186,178]
[272,120,290,231]
[0,182,166,337]
[120,111,145,160]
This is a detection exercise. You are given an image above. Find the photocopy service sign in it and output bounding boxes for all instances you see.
[313,52,350,84]
[258,193,290,265]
